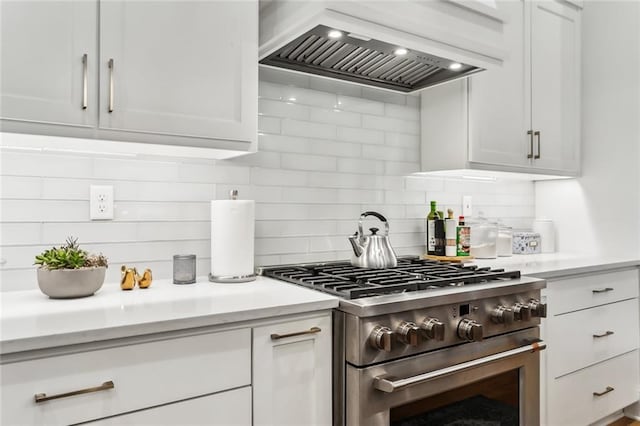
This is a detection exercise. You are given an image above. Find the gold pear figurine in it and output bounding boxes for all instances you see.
[120,265,136,290]
[137,268,153,289]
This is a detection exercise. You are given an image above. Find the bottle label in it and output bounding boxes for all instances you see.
[427,220,436,253]
[456,226,471,256]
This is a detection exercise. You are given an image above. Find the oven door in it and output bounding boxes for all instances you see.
[345,328,544,426]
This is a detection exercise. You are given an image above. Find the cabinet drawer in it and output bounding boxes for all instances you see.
[547,350,640,426]
[88,386,252,426]
[547,298,639,377]
[547,269,639,315]
[1,328,250,426]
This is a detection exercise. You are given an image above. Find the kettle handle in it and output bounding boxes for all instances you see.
[358,211,390,237]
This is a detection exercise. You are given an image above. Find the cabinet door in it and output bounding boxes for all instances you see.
[468,0,531,168]
[99,1,257,143]
[0,0,97,127]
[530,0,581,173]
[253,313,332,426]
[88,387,251,426]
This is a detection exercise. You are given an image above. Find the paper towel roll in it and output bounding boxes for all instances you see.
[210,199,255,282]
[533,220,555,253]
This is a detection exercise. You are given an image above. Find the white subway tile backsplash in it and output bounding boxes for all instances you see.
[255,237,309,256]
[309,138,362,158]
[259,98,310,120]
[385,190,426,205]
[281,118,336,140]
[258,115,281,134]
[309,107,361,127]
[1,176,43,199]
[385,132,420,149]
[362,145,414,162]
[251,168,308,187]
[307,171,384,190]
[362,115,420,135]
[385,161,420,176]
[361,87,408,105]
[43,222,138,244]
[309,78,363,98]
[0,223,42,245]
[258,134,308,154]
[281,153,337,172]
[337,158,385,175]
[336,126,385,145]
[0,73,535,291]
[336,95,385,115]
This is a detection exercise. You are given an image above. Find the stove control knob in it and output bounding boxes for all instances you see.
[529,299,547,318]
[512,303,531,321]
[396,321,420,347]
[369,326,394,352]
[457,318,483,342]
[491,306,514,325]
[420,317,445,341]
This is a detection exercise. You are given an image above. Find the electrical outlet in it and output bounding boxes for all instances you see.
[90,185,114,220]
[462,195,473,217]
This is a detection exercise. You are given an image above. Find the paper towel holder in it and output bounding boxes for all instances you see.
[209,189,257,283]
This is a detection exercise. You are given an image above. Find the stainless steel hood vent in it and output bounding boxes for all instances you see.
[260,25,484,93]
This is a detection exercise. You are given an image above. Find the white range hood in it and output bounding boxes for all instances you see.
[259,0,507,93]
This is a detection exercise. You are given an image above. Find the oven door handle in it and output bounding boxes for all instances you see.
[373,341,546,393]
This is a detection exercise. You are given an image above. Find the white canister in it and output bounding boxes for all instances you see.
[533,220,556,253]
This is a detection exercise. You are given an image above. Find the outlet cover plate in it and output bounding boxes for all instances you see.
[462,195,472,217]
[90,185,114,220]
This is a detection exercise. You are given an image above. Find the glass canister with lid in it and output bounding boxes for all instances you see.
[469,218,498,259]
[497,226,513,257]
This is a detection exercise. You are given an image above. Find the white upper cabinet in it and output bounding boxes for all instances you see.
[421,0,581,178]
[99,1,257,143]
[0,0,98,127]
[0,0,258,157]
[529,1,580,172]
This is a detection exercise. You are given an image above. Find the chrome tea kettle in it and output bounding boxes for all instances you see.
[348,211,398,269]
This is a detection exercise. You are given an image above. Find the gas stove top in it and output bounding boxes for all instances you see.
[261,257,521,300]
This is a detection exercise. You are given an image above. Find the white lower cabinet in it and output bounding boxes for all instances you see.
[0,310,333,426]
[252,312,332,426]
[542,268,640,426]
[1,328,251,426]
[87,387,252,426]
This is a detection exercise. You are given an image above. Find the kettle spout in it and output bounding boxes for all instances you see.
[348,232,364,257]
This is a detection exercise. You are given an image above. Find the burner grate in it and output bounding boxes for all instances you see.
[262,257,521,299]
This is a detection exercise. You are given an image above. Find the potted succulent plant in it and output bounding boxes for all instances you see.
[34,237,108,299]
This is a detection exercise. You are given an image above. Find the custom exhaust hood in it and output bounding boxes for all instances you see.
[259,1,507,93]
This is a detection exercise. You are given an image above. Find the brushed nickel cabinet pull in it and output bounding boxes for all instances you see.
[34,380,114,403]
[592,287,614,293]
[270,326,321,340]
[82,54,88,109]
[108,58,114,113]
[534,131,541,159]
[527,130,534,159]
[593,330,614,338]
[593,386,614,397]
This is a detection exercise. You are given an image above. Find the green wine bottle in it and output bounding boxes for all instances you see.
[426,201,439,254]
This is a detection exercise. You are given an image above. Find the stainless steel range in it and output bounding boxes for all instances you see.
[261,257,547,426]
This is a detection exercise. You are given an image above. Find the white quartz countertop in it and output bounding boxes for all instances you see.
[471,253,640,279]
[0,276,338,355]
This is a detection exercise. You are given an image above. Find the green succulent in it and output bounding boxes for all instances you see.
[34,237,108,270]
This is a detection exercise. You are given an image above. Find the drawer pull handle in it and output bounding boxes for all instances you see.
[270,327,321,340]
[592,287,614,294]
[593,386,614,397]
[593,330,614,338]
[34,380,114,403]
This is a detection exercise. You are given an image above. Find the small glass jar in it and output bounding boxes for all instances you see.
[173,254,196,284]
[497,227,513,257]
